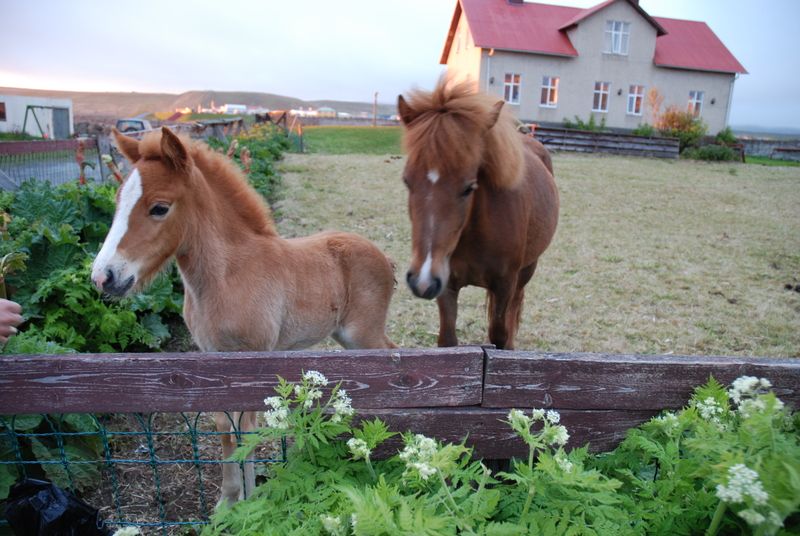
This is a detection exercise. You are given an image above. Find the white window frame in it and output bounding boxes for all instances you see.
[627,85,644,115]
[504,73,521,105]
[689,91,704,117]
[592,82,610,112]
[604,21,631,55]
[540,76,559,108]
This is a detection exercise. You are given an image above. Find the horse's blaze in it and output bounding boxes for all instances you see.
[91,169,143,296]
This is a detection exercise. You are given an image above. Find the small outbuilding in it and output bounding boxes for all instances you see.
[0,94,74,139]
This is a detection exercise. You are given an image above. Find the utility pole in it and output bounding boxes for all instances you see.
[373,92,378,127]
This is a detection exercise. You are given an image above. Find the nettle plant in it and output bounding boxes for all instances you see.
[203,373,799,536]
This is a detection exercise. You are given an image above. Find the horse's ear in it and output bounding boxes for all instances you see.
[398,95,420,126]
[160,127,189,173]
[112,127,141,163]
[485,100,504,133]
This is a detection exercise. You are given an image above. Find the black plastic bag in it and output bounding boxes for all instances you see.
[4,479,112,536]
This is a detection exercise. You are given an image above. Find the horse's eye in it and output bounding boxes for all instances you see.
[461,183,477,198]
[149,204,169,217]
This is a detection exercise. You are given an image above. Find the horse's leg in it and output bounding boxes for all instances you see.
[504,262,538,350]
[215,411,258,507]
[239,411,258,501]
[436,285,460,347]
[215,411,242,508]
[487,279,516,350]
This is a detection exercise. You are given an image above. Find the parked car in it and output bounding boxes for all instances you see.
[116,118,153,133]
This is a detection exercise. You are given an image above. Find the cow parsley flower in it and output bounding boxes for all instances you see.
[551,425,570,446]
[738,508,766,526]
[264,396,291,430]
[331,390,354,423]
[320,514,343,534]
[546,410,561,424]
[303,370,328,387]
[112,529,141,536]
[696,397,724,423]
[556,454,574,473]
[508,409,531,429]
[716,464,769,506]
[729,376,771,404]
[347,438,371,459]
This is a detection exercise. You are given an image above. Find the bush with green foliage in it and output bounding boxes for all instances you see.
[204,374,800,536]
[683,144,740,162]
[632,123,657,137]
[657,106,708,152]
[563,114,607,132]
[716,126,739,144]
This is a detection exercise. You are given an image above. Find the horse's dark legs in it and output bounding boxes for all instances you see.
[436,286,460,346]
[487,283,514,350]
[505,262,538,349]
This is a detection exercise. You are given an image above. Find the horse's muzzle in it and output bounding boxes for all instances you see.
[406,270,443,300]
[94,267,135,298]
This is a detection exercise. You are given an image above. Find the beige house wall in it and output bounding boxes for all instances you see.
[445,1,736,134]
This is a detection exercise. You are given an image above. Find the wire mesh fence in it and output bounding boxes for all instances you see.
[0,412,285,534]
[0,139,111,189]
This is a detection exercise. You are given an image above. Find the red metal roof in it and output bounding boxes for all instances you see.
[652,16,748,74]
[441,0,747,74]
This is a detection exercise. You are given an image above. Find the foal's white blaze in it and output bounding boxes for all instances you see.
[427,169,439,184]
[91,169,142,284]
[419,252,434,284]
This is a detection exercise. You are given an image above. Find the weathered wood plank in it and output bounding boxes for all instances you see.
[0,347,484,414]
[356,407,659,459]
[484,350,800,411]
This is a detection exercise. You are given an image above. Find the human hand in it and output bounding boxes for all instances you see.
[0,299,23,344]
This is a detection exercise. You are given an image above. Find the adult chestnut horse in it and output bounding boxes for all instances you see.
[399,79,559,350]
[91,127,397,506]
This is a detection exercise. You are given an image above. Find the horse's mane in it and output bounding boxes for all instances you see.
[401,78,525,190]
[139,132,275,235]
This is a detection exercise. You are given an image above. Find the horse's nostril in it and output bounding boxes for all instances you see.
[406,270,415,284]
[430,277,442,298]
[105,268,115,286]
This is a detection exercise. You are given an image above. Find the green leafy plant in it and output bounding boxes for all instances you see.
[632,123,657,137]
[563,114,607,132]
[683,144,740,162]
[716,126,739,144]
[0,414,102,499]
[204,374,799,536]
[0,179,184,353]
[656,105,708,152]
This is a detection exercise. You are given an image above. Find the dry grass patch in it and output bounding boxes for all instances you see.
[274,152,799,358]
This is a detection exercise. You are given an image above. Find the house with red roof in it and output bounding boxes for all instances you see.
[441,0,747,133]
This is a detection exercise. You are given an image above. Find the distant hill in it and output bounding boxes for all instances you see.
[0,87,398,119]
[731,125,800,140]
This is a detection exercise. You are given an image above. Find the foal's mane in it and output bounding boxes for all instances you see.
[402,79,526,190]
[139,131,275,235]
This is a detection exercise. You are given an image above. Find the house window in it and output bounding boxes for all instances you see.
[504,74,521,105]
[627,85,644,115]
[0,103,5,121]
[593,82,610,112]
[540,76,558,107]
[689,91,704,117]
[604,21,631,55]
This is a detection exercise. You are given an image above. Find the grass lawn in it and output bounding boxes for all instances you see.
[302,126,403,155]
[275,150,800,358]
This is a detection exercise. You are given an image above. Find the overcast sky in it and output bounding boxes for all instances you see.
[2,0,798,130]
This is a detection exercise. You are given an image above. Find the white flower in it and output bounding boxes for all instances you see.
[546,410,561,424]
[697,397,724,422]
[351,513,358,528]
[556,455,574,473]
[264,406,291,430]
[552,425,570,446]
[112,529,141,536]
[303,370,328,386]
[531,409,546,420]
[412,461,437,480]
[347,438,371,458]
[331,390,354,423]
[321,514,343,533]
[738,508,766,526]
[716,464,769,506]
[729,376,771,404]
[508,409,531,429]
[264,396,284,410]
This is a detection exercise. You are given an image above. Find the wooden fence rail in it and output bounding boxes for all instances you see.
[1,346,798,459]
[532,126,680,158]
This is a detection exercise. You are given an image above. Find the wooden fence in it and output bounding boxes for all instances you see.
[2,346,798,459]
[532,126,680,158]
